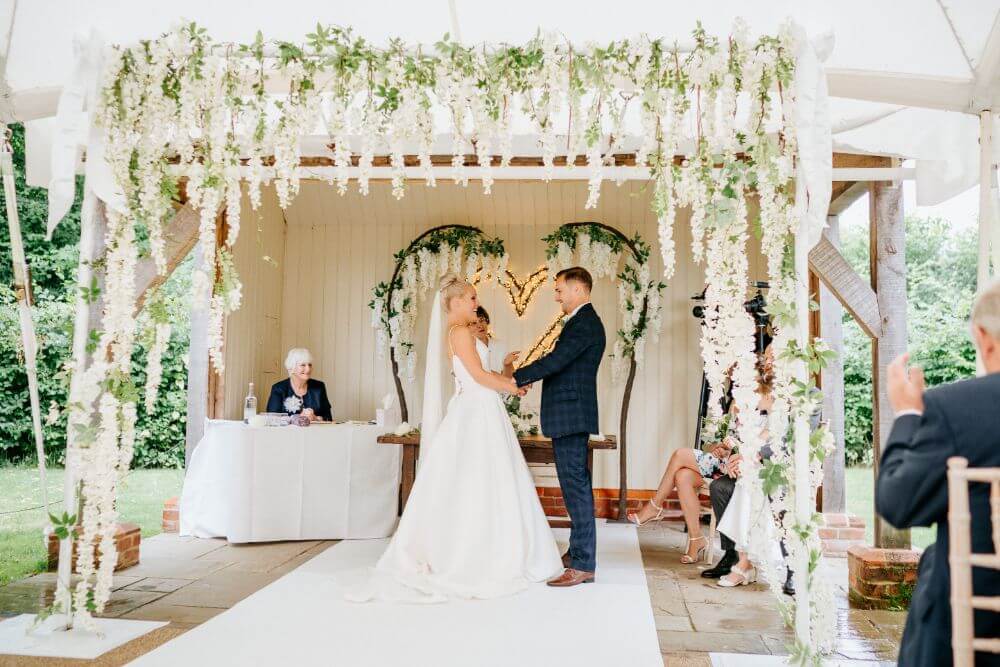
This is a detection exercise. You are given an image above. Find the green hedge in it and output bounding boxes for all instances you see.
[0,124,189,468]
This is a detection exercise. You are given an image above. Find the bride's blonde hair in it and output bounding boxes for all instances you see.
[439,273,470,313]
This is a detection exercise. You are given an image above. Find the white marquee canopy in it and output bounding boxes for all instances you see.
[2,0,999,209]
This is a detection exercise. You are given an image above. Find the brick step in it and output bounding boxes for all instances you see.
[46,522,141,572]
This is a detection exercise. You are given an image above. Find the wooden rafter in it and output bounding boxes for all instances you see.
[808,236,883,340]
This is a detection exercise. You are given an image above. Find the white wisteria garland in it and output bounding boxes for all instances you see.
[369,227,507,383]
[542,224,665,382]
[52,19,834,660]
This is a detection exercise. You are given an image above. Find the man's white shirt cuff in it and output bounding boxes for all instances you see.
[894,409,923,418]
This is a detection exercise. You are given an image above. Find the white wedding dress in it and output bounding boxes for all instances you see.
[346,332,562,603]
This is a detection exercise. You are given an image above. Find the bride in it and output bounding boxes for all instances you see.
[347,273,562,603]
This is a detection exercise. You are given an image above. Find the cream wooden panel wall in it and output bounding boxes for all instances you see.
[222,185,288,419]
[228,178,767,490]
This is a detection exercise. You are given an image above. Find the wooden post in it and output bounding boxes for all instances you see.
[978,110,995,290]
[870,179,911,549]
[184,212,222,467]
[821,214,847,513]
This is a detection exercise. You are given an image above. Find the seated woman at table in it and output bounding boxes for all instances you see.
[266,347,333,422]
[471,306,519,376]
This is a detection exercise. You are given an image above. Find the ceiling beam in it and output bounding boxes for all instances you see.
[827,68,973,113]
[971,11,1000,111]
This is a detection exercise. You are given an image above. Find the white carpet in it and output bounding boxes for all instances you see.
[130,523,661,666]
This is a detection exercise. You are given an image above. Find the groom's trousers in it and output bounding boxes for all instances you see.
[553,432,596,572]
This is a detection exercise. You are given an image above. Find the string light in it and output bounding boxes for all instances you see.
[472,265,550,317]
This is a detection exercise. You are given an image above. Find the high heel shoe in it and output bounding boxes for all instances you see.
[679,535,708,564]
[718,564,758,587]
[627,500,665,526]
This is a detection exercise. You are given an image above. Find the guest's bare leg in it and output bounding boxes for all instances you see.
[676,467,705,560]
[633,448,701,523]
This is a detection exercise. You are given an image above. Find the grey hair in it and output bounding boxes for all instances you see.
[284,348,313,374]
[971,277,1000,341]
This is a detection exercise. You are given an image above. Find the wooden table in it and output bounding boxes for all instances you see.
[377,433,617,514]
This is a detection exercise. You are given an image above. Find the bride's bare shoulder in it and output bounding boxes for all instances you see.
[448,324,474,348]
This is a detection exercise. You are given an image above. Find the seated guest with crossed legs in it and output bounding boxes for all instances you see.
[628,440,733,563]
[266,347,333,422]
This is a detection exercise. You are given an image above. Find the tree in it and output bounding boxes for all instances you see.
[840,213,977,465]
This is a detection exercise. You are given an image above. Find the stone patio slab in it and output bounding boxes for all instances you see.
[657,630,770,654]
[140,535,228,560]
[153,568,281,608]
[121,601,227,625]
[98,590,166,618]
[686,602,787,634]
[123,578,192,594]
[116,557,230,580]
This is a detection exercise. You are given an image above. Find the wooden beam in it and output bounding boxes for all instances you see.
[829,181,869,216]
[132,204,200,313]
[820,215,847,514]
[808,236,883,339]
[870,179,911,550]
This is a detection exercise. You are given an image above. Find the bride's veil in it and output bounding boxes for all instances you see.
[419,288,451,463]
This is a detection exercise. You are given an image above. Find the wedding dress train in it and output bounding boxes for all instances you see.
[346,336,562,603]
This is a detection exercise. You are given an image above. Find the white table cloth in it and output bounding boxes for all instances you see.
[180,420,400,543]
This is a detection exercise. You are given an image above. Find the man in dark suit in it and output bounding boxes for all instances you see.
[514,266,606,587]
[876,278,1000,666]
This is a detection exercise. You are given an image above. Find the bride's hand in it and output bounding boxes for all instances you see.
[503,377,520,394]
[503,351,520,367]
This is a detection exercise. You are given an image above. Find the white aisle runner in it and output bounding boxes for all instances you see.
[130,523,660,667]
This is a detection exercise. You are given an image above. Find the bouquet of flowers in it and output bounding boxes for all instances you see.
[504,396,540,437]
[700,412,734,452]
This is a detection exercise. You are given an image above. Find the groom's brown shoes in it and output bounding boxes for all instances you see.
[547,568,595,587]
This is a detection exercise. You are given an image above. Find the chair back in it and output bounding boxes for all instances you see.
[947,457,1000,667]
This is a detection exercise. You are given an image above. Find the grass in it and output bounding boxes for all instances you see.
[0,466,184,586]
[845,466,935,550]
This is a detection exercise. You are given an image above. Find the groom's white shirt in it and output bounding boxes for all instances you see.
[563,301,589,323]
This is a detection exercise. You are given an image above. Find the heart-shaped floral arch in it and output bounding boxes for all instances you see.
[370,222,665,523]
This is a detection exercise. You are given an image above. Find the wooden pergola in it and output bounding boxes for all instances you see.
[123,149,914,551]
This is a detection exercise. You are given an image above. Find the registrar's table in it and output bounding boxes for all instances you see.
[180,420,400,542]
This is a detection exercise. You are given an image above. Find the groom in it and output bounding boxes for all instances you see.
[514,267,605,587]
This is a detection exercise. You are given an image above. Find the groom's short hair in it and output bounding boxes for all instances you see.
[556,266,593,293]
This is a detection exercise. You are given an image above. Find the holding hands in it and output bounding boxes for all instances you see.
[725,453,743,479]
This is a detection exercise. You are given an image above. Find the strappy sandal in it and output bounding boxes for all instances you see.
[680,535,708,564]
[627,500,665,526]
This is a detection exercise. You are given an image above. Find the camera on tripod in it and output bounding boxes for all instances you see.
[691,281,770,332]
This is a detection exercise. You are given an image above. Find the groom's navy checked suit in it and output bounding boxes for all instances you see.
[514,303,605,572]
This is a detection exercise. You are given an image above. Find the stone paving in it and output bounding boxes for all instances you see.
[639,521,905,666]
[0,527,905,665]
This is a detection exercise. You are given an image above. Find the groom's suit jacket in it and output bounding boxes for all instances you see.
[875,372,1000,667]
[514,303,605,439]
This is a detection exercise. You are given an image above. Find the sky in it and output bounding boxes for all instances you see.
[839,181,981,236]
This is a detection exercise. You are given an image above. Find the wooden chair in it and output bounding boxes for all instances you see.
[947,457,1000,666]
